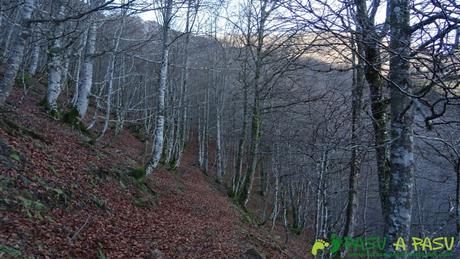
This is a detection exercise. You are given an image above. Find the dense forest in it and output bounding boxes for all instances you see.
[0,0,459,258]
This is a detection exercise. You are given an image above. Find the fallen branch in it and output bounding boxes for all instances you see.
[69,215,91,244]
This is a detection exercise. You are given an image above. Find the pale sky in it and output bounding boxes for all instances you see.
[133,0,388,35]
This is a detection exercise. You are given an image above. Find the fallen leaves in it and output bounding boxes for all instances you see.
[0,86,301,258]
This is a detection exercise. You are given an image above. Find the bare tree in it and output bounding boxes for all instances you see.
[0,0,37,106]
[146,0,174,175]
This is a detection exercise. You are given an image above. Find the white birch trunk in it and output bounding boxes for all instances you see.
[71,30,87,105]
[28,25,40,76]
[216,110,223,183]
[96,58,114,138]
[202,83,209,173]
[343,34,364,238]
[46,6,65,112]
[61,55,70,100]
[2,10,20,60]
[282,197,289,245]
[198,116,204,167]
[386,0,415,251]
[115,55,125,134]
[163,79,175,165]
[75,21,97,118]
[173,0,193,168]
[233,83,248,195]
[270,141,280,231]
[0,6,3,33]
[97,15,124,141]
[315,151,327,239]
[86,90,101,130]
[145,0,172,175]
[0,0,36,105]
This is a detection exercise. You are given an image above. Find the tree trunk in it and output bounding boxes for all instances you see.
[46,6,65,113]
[456,161,460,237]
[0,0,36,106]
[97,46,119,140]
[343,35,365,238]
[172,2,191,168]
[71,30,87,105]
[315,150,328,239]
[61,54,70,101]
[236,0,268,208]
[1,10,20,61]
[233,83,248,195]
[215,57,225,183]
[260,161,268,196]
[353,0,391,224]
[198,115,204,167]
[145,0,173,175]
[282,194,289,245]
[86,90,101,130]
[28,25,40,76]
[233,0,253,195]
[163,75,176,165]
[115,56,125,134]
[270,141,280,231]
[237,102,261,208]
[386,0,414,251]
[75,21,97,118]
[202,82,209,174]
[215,102,224,183]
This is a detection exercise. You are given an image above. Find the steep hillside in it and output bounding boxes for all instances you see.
[0,79,309,258]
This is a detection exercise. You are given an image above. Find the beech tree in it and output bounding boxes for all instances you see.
[73,1,100,118]
[0,0,37,105]
[230,0,311,209]
[46,5,66,113]
[145,0,175,175]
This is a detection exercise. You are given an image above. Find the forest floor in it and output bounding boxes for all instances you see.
[0,78,310,258]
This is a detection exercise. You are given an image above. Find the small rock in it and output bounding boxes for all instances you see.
[150,248,165,259]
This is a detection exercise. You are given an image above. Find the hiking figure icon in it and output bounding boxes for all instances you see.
[311,239,330,256]
[329,234,342,254]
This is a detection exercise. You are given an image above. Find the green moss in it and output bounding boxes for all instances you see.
[230,191,247,212]
[49,109,62,120]
[15,73,32,87]
[0,245,22,258]
[62,107,90,135]
[62,106,79,125]
[0,118,51,144]
[227,189,235,198]
[31,175,71,207]
[239,209,265,226]
[132,196,153,208]
[168,159,177,170]
[91,195,106,209]
[97,243,107,259]
[17,195,45,220]
[38,98,48,108]
[235,191,247,210]
[129,167,146,181]
[10,151,20,162]
[240,208,254,224]
[38,98,62,119]
[23,73,32,85]
[87,138,96,146]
